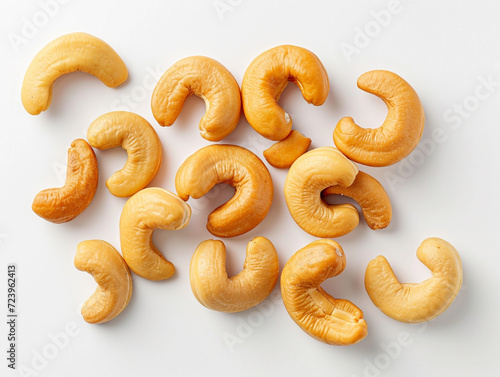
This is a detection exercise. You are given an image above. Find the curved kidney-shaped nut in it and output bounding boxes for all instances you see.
[175,145,273,238]
[32,139,98,223]
[365,237,463,323]
[284,147,359,238]
[242,45,329,141]
[281,239,368,345]
[323,171,392,230]
[87,111,162,197]
[74,240,132,324]
[21,32,128,115]
[263,130,311,169]
[120,188,191,281]
[333,70,425,167]
[151,56,241,141]
[190,237,279,313]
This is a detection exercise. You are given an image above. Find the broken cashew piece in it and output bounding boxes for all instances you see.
[75,240,132,324]
[120,188,191,280]
[87,111,162,197]
[365,237,463,323]
[281,239,368,345]
[190,237,279,313]
[263,130,311,169]
[333,70,425,167]
[151,56,241,141]
[21,32,128,115]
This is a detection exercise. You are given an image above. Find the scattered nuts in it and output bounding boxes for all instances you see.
[263,130,311,169]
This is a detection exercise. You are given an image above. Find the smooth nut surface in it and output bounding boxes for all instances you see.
[263,129,311,169]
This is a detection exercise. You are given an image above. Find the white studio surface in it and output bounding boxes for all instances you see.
[1,0,499,376]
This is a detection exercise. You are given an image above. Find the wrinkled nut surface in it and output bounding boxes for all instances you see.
[365,237,463,323]
[175,145,273,238]
[32,139,98,223]
[152,56,241,141]
[242,45,329,141]
[263,130,311,169]
[281,239,368,345]
[120,188,191,280]
[284,147,359,238]
[75,240,132,324]
[333,70,425,167]
[21,32,128,115]
[87,111,162,197]
[190,237,279,313]
[323,171,392,230]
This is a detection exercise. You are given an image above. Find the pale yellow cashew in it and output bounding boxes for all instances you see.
[87,111,162,197]
[151,56,241,141]
[281,239,368,345]
[333,70,425,167]
[365,237,463,323]
[21,32,128,115]
[190,237,279,313]
[74,240,132,324]
[263,130,311,169]
[120,188,191,281]
[284,147,359,238]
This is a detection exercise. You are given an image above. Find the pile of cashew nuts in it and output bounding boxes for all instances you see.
[24,33,463,345]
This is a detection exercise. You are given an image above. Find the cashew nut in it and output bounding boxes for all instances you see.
[365,237,463,323]
[151,56,241,141]
[242,45,329,141]
[87,111,162,197]
[175,145,273,238]
[333,70,425,167]
[120,188,191,280]
[21,32,128,115]
[281,239,368,345]
[74,240,132,324]
[190,237,279,313]
[284,147,359,238]
[32,139,98,223]
[263,130,311,169]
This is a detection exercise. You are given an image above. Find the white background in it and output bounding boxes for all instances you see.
[1,0,499,376]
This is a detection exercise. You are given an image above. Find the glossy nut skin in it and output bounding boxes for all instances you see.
[120,188,191,281]
[242,45,329,141]
[75,240,133,324]
[21,32,128,115]
[333,70,425,167]
[87,111,162,197]
[263,130,311,169]
[32,139,98,223]
[175,145,273,238]
[151,56,241,141]
[281,239,368,345]
[365,237,463,323]
[190,237,279,313]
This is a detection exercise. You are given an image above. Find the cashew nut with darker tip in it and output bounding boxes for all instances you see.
[263,130,311,169]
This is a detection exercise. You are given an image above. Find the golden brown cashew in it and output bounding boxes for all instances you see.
[87,111,162,197]
[263,130,311,169]
[333,70,425,167]
[32,139,98,223]
[151,56,241,141]
[242,45,329,141]
[284,147,359,238]
[281,239,368,345]
[120,188,191,280]
[175,145,273,238]
[75,240,132,324]
[365,237,463,323]
[190,237,279,313]
[21,32,128,115]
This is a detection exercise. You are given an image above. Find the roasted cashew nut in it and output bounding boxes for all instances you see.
[21,32,128,115]
[333,70,425,167]
[75,240,132,324]
[242,45,329,141]
[281,239,368,345]
[263,130,311,169]
[120,188,191,280]
[365,237,463,323]
[190,237,279,313]
[151,56,241,141]
[87,111,162,197]
[32,139,98,223]
[175,145,273,238]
